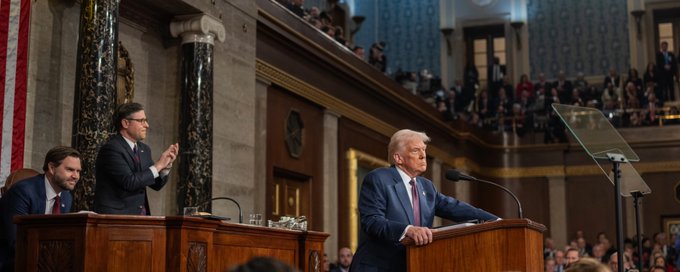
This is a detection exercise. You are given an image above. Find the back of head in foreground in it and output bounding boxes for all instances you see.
[565,258,611,272]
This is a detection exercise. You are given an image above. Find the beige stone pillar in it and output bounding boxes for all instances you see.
[322,110,340,260]
[431,158,443,227]
[548,175,568,247]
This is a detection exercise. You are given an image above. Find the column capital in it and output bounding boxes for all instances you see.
[170,14,225,45]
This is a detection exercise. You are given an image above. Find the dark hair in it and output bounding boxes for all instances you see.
[114,102,144,131]
[43,146,81,172]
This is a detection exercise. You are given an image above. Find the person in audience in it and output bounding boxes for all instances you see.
[469,112,483,128]
[644,92,660,126]
[368,42,387,73]
[573,72,588,93]
[477,89,496,119]
[352,46,365,60]
[320,25,335,38]
[333,25,347,47]
[554,70,573,103]
[656,41,677,101]
[535,72,551,91]
[349,129,498,272]
[464,61,480,92]
[93,102,179,215]
[626,68,643,94]
[488,57,506,99]
[565,248,581,268]
[653,255,672,272]
[330,247,352,272]
[0,146,81,272]
[501,75,514,100]
[545,257,556,272]
[577,237,593,257]
[609,252,631,272]
[601,83,620,111]
[554,249,567,272]
[516,74,534,99]
[285,0,306,18]
[565,258,610,272]
[591,243,606,262]
[644,62,660,100]
[624,82,641,110]
[545,237,557,258]
[650,265,667,272]
[307,6,320,20]
[603,67,621,94]
[571,88,584,106]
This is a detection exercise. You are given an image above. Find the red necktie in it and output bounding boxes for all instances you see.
[52,195,61,214]
[410,179,421,226]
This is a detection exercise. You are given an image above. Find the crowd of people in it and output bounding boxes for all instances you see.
[282,0,388,72]
[544,231,680,272]
[401,41,680,143]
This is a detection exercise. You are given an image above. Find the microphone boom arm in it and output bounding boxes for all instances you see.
[199,197,243,223]
[469,177,523,219]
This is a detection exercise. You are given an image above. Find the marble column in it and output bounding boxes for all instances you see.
[71,0,120,211]
[170,15,225,211]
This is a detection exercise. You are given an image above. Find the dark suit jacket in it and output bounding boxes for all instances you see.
[350,167,498,272]
[0,174,71,271]
[656,51,678,79]
[93,134,167,215]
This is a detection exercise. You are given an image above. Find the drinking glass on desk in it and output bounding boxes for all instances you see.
[249,213,262,225]
[183,207,198,216]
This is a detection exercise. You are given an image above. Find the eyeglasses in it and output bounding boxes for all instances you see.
[126,118,148,124]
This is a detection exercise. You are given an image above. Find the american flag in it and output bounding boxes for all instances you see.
[0,0,30,183]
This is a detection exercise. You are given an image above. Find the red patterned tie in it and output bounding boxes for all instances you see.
[52,195,61,214]
[410,179,420,226]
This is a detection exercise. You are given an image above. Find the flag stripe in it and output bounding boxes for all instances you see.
[0,0,29,183]
[0,0,14,181]
[12,0,29,171]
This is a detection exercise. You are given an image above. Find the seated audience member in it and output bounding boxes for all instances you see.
[554,249,566,272]
[650,265,666,272]
[0,146,82,272]
[609,252,633,272]
[565,258,610,272]
[368,42,387,73]
[601,83,620,111]
[330,247,352,272]
[230,257,298,272]
[573,72,588,92]
[285,0,306,18]
[565,248,581,268]
[352,46,365,60]
[516,74,534,99]
[545,257,556,272]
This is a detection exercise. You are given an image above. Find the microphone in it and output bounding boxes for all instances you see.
[198,197,243,223]
[445,169,523,218]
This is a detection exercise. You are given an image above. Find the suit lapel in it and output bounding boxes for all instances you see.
[390,167,415,225]
[36,175,47,214]
[114,134,138,170]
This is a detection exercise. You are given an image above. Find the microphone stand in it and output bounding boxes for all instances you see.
[466,177,523,219]
[198,197,243,223]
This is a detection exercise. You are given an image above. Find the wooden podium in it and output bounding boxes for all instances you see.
[14,213,328,272]
[402,219,546,271]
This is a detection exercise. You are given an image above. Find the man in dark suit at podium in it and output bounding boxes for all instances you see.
[93,102,178,215]
[349,129,498,272]
[0,146,81,272]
